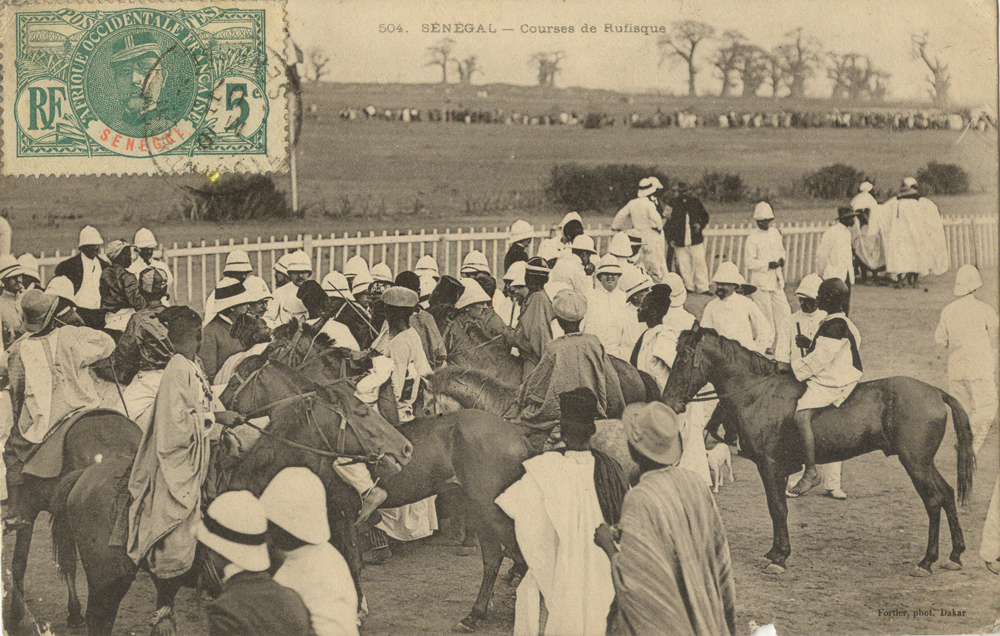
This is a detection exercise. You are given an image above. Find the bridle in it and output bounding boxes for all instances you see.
[227,358,382,465]
[674,340,780,405]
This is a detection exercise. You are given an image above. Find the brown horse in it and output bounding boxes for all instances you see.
[4,409,140,632]
[662,325,974,576]
[49,360,410,636]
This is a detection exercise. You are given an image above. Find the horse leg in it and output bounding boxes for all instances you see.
[332,510,366,617]
[85,572,135,636]
[932,469,964,570]
[758,462,791,572]
[898,454,943,576]
[3,510,38,629]
[457,520,504,633]
[62,542,85,628]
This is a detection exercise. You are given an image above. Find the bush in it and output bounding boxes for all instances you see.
[800,164,870,200]
[916,161,969,195]
[183,174,295,221]
[695,171,747,203]
[583,113,604,129]
[545,164,671,212]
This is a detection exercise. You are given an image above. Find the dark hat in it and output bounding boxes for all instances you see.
[836,206,859,221]
[159,305,202,342]
[645,283,673,312]
[559,387,598,440]
[394,271,421,294]
[110,32,161,66]
[296,279,328,316]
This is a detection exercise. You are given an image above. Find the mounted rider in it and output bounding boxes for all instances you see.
[395,271,447,369]
[100,240,146,338]
[516,289,624,452]
[372,287,433,424]
[265,250,311,328]
[4,290,115,529]
[785,278,863,496]
[512,257,555,376]
[444,278,515,366]
[127,307,244,579]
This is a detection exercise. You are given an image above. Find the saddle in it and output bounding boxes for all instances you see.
[23,408,139,480]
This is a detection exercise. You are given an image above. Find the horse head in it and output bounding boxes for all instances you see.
[661,322,713,413]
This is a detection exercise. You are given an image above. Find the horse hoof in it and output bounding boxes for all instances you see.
[456,546,477,557]
[939,560,962,571]
[67,614,86,628]
[910,566,932,577]
[453,618,477,633]
[763,563,786,575]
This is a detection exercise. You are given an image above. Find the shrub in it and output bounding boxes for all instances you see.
[183,174,295,221]
[545,164,671,212]
[583,113,604,129]
[800,164,870,200]
[916,161,969,195]
[696,171,747,203]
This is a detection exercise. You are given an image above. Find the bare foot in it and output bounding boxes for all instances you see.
[787,469,822,497]
[356,487,388,527]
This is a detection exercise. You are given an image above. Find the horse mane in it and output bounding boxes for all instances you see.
[431,365,519,392]
[696,327,781,376]
[430,365,519,412]
[269,318,350,356]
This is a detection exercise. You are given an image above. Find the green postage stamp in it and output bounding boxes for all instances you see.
[1,0,288,176]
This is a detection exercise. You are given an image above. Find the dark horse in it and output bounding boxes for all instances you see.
[4,409,140,632]
[49,360,411,636]
[662,325,974,576]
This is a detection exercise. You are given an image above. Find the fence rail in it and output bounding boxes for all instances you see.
[31,214,997,312]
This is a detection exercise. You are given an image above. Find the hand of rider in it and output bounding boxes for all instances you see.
[795,334,812,350]
[778,258,786,268]
[215,411,245,428]
[775,361,793,373]
[768,261,779,270]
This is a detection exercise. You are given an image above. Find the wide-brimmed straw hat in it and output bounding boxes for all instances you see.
[608,232,632,258]
[21,290,59,333]
[623,402,683,465]
[196,491,269,572]
[322,271,355,301]
[260,467,330,545]
[213,278,253,312]
[637,176,663,198]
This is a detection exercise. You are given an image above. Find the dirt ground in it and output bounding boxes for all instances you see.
[3,268,999,636]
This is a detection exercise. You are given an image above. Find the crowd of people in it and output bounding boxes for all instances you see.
[0,168,995,634]
[336,103,996,133]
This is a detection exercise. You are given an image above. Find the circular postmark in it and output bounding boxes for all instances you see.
[66,9,214,157]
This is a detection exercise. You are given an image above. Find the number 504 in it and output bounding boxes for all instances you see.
[379,24,404,33]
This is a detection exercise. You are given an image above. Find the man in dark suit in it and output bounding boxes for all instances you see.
[664,182,711,295]
[54,225,108,328]
[196,491,313,636]
[200,278,252,381]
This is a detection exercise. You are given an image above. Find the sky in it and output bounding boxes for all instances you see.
[286,0,998,106]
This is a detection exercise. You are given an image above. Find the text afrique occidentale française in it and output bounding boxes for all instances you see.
[410,23,667,35]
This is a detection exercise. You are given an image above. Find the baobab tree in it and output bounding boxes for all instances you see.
[775,27,823,99]
[530,51,566,87]
[736,45,770,97]
[657,20,715,96]
[306,46,330,82]
[710,30,748,97]
[911,32,950,108]
[827,52,890,101]
[766,50,785,98]
[454,55,482,84]
[426,38,456,84]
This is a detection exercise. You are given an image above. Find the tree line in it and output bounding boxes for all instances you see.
[302,25,953,107]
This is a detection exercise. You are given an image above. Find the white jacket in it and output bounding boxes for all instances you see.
[701,293,773,354]
[744,227,786,291]
[815,223,855,284]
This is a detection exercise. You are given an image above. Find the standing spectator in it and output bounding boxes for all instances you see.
[496,388,625,636]
[513,258,555,376]
[197,491,313,636]
[594,402,736,636]
[17,254,41,292]
[935,265,999,455]
[100,240,145,338]
[665,182,710,294]
[620,269,654,356]
[744,202,791,359]
[495,261,528,328]
[815,207,859,315]
[607,232,645,293]
[785,274,846,500]
[201,278,253,380]
[880,177,949,288]
[585,255,630,359]
[260,467,360,636]
[850,182,885,283]
[701,262,773,354]
[129,228,173,299]
[505,220,534,271]
[204,250,255,325]
[266,250,311,327]
[0,256,24,347]
[612,178,669,282]
[54,225,107,328]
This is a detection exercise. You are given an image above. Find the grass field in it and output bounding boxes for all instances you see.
[2,82,996,256]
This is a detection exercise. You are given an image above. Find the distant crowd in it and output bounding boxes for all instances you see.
[332,104,996,132]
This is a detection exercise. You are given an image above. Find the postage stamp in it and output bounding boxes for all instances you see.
[0,0,289,176]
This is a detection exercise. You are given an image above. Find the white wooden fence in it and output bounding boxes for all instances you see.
[31,215,998,312]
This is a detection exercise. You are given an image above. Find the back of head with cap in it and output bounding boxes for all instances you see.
[139,267,167,298]
[559,387,598,443]
[624,402,683,467]
[552,289,587,323]
[395,271,421,294]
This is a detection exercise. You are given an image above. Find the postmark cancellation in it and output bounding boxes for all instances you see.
[1,0,289,176]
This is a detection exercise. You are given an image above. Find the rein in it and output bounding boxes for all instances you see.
[677,340,784,404]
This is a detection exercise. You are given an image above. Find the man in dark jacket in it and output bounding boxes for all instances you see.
[201,278,252,381]
[197,491,313,636]
[100,240,146,338]
[664,182,710,294]
[54,225,107,328]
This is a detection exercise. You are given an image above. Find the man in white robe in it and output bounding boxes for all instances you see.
[611,177,668,282]
[880,177,949,287]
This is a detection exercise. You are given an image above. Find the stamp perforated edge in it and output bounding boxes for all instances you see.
[0,0,290,177]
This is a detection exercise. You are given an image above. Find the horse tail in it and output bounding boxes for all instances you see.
[942,391,974,505]
[50,468,87,577]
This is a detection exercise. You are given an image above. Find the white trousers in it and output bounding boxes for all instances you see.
[678,407,711,488]
[640,230,669,283]
[334,458,376,495]
[981,475,1000,563]
[122,369,164,433]
[949,377,998,455]
[753,288,791,361]
[674,243,710,293]
[377,497,439,542]
[790,463,843,491]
